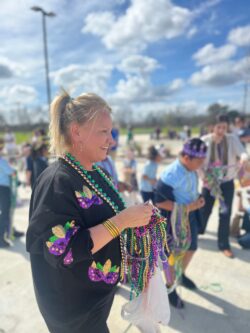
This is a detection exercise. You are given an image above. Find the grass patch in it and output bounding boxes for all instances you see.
[0,132,32,145]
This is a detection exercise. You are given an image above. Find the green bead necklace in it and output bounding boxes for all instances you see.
[63,152,127,213]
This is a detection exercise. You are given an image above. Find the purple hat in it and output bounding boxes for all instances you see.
[182,138,207,158]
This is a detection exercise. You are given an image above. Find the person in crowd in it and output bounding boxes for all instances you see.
[31,128,48,145]
[31,142,49,187]
[31,129,40,144]
[97,150,132,193]
[200,114,248,258]
[139,145,163,203]
[123,147,139,203]
[155,138,207,308]
[4,127,17,159]
[26,143,49,189]
[26,144,34,189]
[26,92,153,333]
[109,125,119,160]
[155,127,161,140]
[230,191,250,249]
[232,115,250,146]
[127,125,134,144]
[0,138,23,248]
[233,115,246,136]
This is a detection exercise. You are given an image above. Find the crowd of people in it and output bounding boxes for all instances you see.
[0,127,49,247]
[1,95,250,331]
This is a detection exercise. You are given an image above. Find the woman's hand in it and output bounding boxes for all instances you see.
[112,202,153,231]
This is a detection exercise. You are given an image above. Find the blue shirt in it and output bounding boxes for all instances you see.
[140,161,158,192]
[160,159,198,204]
[110,128,119,151]
[97,156,119,187]
[0,157,14,187]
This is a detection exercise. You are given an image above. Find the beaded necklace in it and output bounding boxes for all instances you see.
[63,153,126,212]
[62,153,127,280]
[62,153,169,298]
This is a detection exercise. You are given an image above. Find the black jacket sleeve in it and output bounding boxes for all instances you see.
[26,166,94,269]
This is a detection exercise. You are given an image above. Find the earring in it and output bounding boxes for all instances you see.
[79,143,84,152]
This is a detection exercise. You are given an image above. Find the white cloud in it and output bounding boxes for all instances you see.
[0,84,37,104]
[234,56,250,80]
[82,11,116,36]
[110,76,151,102]
[190,56,250,87]
[109,75,184,104]
[228,25,250,47]
[82,0,192,52]
[118,55,160,75]
[168,78,184,91]
[193,43,237,66]
[82,0,222,52]
[51,61,114,95]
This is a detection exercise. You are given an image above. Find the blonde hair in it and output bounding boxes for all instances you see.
[49,91,112,156]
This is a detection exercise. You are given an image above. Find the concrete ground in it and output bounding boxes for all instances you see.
[0,136,250,333]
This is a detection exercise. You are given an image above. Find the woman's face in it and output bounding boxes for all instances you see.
[213,122,228,139]
[72,111,114,163]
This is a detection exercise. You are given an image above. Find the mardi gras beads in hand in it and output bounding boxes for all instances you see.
[122,207,169,299]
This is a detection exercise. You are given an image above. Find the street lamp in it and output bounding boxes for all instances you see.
[31,6,56,112]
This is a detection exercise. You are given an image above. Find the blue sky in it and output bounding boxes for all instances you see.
[0,0,249,123]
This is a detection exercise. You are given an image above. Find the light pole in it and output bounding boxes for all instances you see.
[242,48,250,113]
[31,6,55,111]
[243,80,249,113]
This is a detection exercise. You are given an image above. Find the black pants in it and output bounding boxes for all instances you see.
[200,180,234,250]
[242,213,250,233]
[141,191,154,203]
[0,186,11,241]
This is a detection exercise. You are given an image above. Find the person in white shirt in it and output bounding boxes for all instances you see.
[200,114,248,258]
[4,127,16,158]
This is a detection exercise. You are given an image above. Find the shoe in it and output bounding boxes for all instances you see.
[13,229,25,238]
[181,274,197,290]
[0,239,11,248]
[168,289,184,308]
[222,249,234,259]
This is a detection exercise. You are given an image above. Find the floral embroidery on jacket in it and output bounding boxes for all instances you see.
[46,220,79,265]
[75,185,103,209]
[88,259,120,285]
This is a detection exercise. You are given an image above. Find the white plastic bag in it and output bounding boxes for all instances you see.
[121,268,170,333]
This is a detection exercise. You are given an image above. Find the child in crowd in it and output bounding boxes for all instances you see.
[0,138,23,248]
[155,138,207,308]
[123,148,139,204]
[140,145,163,202]
[231,190,250,249]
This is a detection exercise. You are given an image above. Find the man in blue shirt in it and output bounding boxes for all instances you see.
[155,138,207,308]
